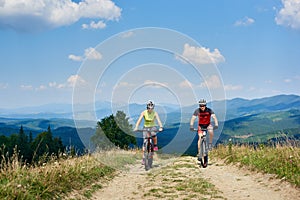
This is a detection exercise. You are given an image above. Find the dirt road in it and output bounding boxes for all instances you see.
[91,155,299,200]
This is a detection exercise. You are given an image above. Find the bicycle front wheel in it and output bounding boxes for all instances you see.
[144,152,153,171]
[199,138,208,168]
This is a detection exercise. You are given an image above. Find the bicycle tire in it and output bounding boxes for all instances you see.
[144,152,150,171]
[199,137,208,168]
[148,152,153,168]
[203,155,208,168]
[144,139,153,171]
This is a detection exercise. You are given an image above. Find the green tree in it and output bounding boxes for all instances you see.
[31,125,64,162]
[92,111,136,149]
[17,125,32,162]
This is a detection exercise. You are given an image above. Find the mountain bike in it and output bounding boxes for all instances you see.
[192,128,209,168]
[135,127,160,171]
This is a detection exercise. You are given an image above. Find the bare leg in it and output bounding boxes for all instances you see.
[153,136,157,146]
[197,137,201,155]
[208,125,214,144]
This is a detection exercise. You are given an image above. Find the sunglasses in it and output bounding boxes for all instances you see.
[200,105,206,107]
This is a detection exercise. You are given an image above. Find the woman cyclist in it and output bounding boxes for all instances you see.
[134,100,163,164]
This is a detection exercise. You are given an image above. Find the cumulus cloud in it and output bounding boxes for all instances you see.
[0,0,121,32]
[234,16,255,26]
[48,75,86,89]
[179,80,193,88]
[120,31,134,38]
[84,47,102,60]
[82,20,106,29]
[200,75,223,89]
[69,47,102,61]
[67,74,86,87]
[275,0,300,30]
[20,85,34,90]
[0,83,8,89]
[36,85,47,91]
[179,43,225,65]
[68,54,83,62]
[224,84,243,91]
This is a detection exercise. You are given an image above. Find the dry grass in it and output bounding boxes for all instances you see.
[0,148,140,199]
[211,143,300,187]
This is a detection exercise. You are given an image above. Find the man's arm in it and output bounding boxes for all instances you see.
[211,113,218,128]
[190,115,197,130]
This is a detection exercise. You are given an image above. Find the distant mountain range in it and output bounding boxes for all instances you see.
[0,94,299,150]
[1,94,299,122]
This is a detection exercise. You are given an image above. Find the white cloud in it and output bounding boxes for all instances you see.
[67,74,87,87]
[0,83,8,89]
[68,54,83,62]
[84,47,102,60]
[200,75,223,89]
[49,82,57,88]
[234,16,255,26]
[180,43,225,65]
[120,31,134,38]
[0,0,121,32]
[114,81,135,89]
[275,0,300,30]
[284,78,292,83]
[82,20,106,29]
[69,47,102,62]
[224,84,243,91]
[20,85,33,90]
[48,75,86,89]
[179,80,193,88]
[36,85,47,91]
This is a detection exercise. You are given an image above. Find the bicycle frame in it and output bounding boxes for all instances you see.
[144,132,154,171]
[136,127,158,171]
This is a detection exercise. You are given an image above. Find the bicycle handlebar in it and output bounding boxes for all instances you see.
[190,128,208,132]
[134,128,163,133]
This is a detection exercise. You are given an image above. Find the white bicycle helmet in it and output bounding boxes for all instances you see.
[146,100,155,109]
[198,99,207,107]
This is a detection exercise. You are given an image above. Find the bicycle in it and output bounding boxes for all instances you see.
[192,128,209,168]
[135,127,160,171]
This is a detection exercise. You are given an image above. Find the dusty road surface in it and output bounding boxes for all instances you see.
[85,155,299,200]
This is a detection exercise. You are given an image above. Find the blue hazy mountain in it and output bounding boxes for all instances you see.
[0,94,299,153]
[1,94,299,122]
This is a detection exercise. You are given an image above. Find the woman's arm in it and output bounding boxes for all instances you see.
[155,112,163,128]
[134,111,145,130]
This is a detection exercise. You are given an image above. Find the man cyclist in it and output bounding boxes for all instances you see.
[190,99,218,154]
[134,100,163,164]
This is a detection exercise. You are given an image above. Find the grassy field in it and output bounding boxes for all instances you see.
[211,143,300,187]
[0,149,140,199]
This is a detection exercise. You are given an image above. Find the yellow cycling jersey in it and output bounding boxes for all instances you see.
[143,110,156,127]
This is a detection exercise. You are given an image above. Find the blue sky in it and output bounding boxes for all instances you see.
[0,0,300,109]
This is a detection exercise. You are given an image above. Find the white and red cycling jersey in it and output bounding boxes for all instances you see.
[192,107,215,128]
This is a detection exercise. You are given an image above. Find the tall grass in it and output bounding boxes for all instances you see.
[211,143,300,187]
[0,148,140,199]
